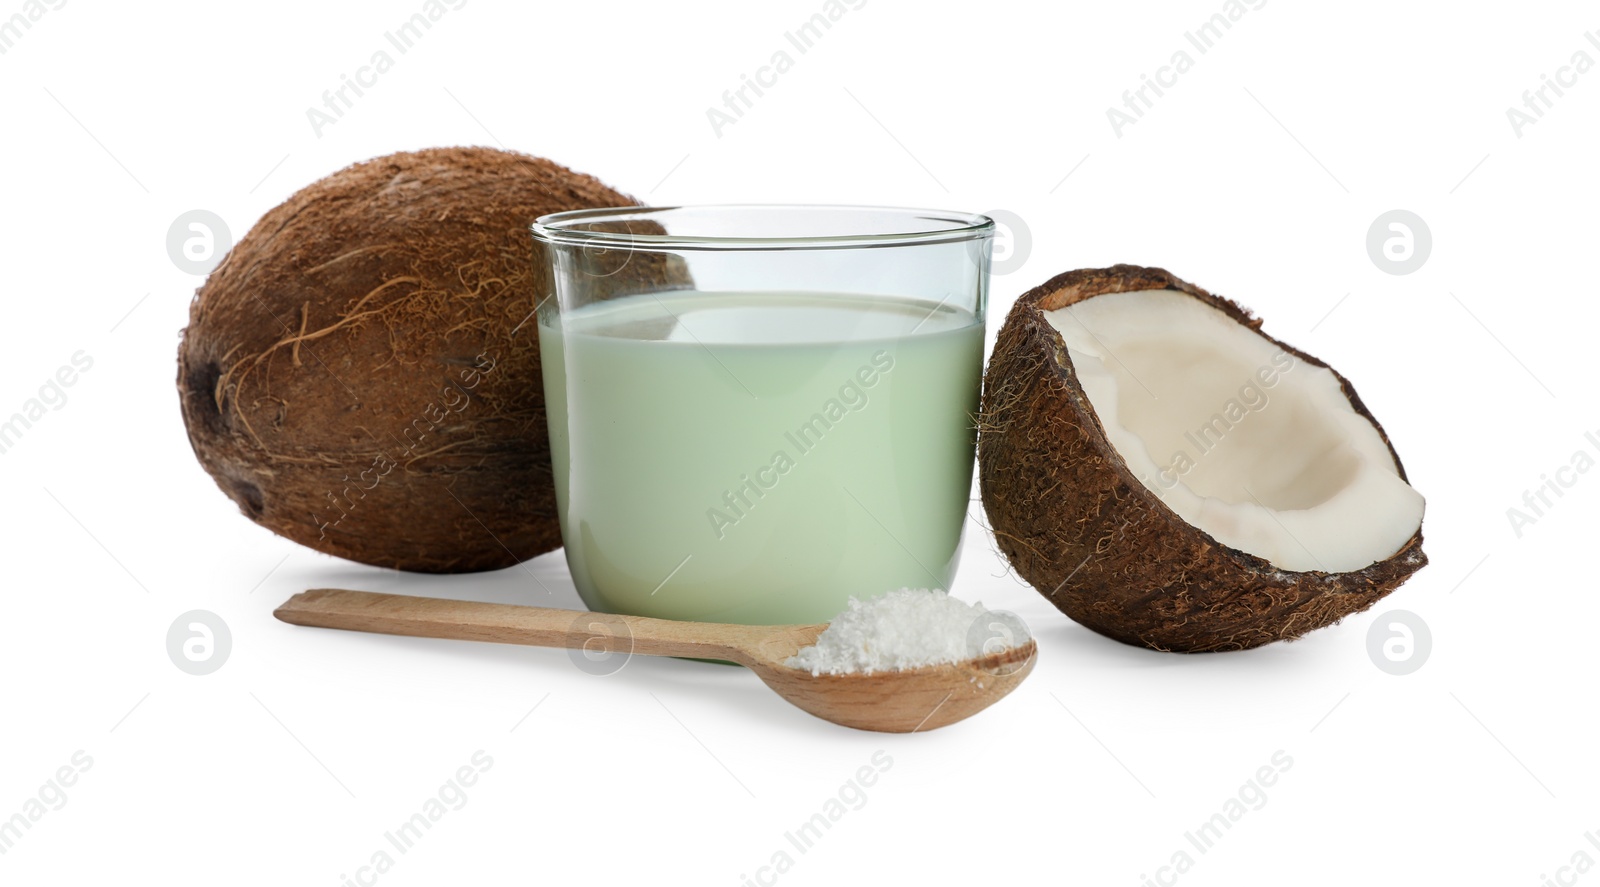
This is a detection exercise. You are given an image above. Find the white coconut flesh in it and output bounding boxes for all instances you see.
[1044,289,1424,573]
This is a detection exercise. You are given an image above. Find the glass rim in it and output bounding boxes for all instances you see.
[530,204,996,251]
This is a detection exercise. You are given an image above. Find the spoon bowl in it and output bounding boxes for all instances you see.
[275,589,1036,733]
[746,634,1038,733]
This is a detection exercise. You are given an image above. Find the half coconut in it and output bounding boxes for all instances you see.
[979,265,1426,652]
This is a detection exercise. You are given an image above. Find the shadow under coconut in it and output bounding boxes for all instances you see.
[1036,616,1333,680]
[283,548,588,611]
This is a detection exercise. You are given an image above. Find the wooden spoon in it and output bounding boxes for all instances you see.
[274,588,1036,733]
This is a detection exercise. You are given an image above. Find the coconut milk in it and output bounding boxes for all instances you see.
[539,291,983,625]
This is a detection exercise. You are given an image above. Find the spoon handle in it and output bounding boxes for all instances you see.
[275,588,762,663]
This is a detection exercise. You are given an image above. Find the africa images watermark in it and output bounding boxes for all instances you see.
[1540,830,1600,887]
[706,351,895,540]
[339,750,493,887]
[1505,427,1600,539]
[1135,349,1297,498]
[0,0,67,56]
[1104,0,1268,138]
[1505,30,1600,138]
[739,749,893,887]
[704,0,868,138]
[313,351,498,539]
[0,750,93,857]
[1139,750,1294,886]
[0,351,94,458]
[304,0,468,138]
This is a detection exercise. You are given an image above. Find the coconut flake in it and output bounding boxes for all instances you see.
[786,589,1030,676]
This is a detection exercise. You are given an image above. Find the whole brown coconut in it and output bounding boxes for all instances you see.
[178,147,655,573]
[978,265,1427,652]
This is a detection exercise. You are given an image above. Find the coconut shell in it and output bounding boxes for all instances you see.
[978,265,1426,652]
[178,147,671,573]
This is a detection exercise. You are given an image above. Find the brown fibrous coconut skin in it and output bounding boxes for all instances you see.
[178,147,649,573]
[978,265,1427,652]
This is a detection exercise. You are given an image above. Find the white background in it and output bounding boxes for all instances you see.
[2,1,1596,883]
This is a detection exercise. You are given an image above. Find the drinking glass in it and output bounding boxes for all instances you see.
[532,205,993,625]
